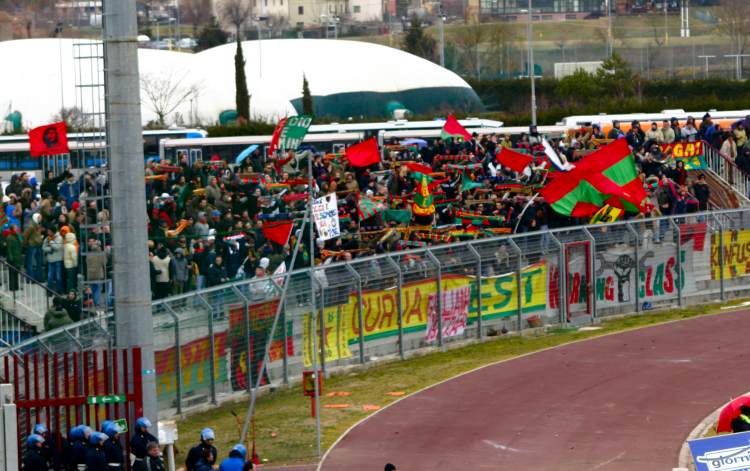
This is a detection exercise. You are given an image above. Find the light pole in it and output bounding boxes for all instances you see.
[725,54,750,81]
[174,0,180,48]
[606,0,612,57]
[256,16,267,78]
[438,12,445,67]
[523,3,537,126]
[663,0,668,45]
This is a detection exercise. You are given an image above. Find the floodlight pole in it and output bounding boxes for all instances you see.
[104,0,157,422]
[525,2,537,126]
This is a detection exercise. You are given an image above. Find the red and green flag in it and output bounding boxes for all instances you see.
[358,194,386,219]
[540,139,647,218]
[440,115,472,142]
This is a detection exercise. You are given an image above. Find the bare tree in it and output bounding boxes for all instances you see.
[218,0,252,39]
[486,23,517,77]
[451,22,486,79]
[53,107,94,131]
[140,72,201,126]
[181,0,212,37]
[716,0,750,57]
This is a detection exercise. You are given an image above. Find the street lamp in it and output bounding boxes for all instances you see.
[438,12,446,67]
[521,4,537,127]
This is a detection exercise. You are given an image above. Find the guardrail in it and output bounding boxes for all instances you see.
[703,141,750,205]
[0,260,61,334]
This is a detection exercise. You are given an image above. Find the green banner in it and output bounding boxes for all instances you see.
[280,115,313,151]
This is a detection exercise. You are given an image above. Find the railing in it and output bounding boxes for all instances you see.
[0,307,35,347]
[703,141,750,205]
[0,260,61,333]
[4,207,750,429]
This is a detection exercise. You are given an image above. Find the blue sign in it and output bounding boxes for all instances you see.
[689,431,750,471]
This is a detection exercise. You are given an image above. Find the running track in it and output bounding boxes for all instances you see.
[319,310,750,470]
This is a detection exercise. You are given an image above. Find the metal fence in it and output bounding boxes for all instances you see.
[3,207,750,449]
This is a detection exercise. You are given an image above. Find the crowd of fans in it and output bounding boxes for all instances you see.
[4,116,744,331]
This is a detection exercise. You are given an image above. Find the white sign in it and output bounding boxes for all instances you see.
[312,193,340,241]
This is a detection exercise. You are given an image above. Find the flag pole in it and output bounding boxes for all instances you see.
[514,192,539,234]
[308,148,322,456]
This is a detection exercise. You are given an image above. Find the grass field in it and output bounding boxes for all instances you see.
[173,298,749,468]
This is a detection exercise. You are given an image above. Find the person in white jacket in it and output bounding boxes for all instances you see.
[63,232,78,291]
[42,227,64,293]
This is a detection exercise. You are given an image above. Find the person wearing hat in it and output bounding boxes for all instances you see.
[172,248,191,295]
[185,428,217,471]
[85,432,108,471]
[218,444,253,471]
[24,434,47,471]
[607,121,623,140]
[130,418,158,463]
[43,225,64,293]
[102,422,124,471]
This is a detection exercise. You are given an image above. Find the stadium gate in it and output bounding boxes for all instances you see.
[1,347,143,465]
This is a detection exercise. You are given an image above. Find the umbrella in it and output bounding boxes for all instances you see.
[401,138,428,149]
[235,145,259,165]
[717,395,750,433]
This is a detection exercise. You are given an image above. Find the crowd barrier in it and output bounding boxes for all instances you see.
[3,208,750,419]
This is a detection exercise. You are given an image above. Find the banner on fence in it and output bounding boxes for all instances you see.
[154,333,227,401]
[302,305,353,367]
[425,286,470,342]
[660,141,707,170]
[228,301,294,391]
[470,262,548,320]
[711,229,750,280]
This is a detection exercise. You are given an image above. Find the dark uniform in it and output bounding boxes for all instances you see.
[103,438,123,471]
[70,440,88,471]
[129,430,158,460]
[84,446,107,471]
[133,455,165,471]
[185,443,217,471]
[24,447,48,471]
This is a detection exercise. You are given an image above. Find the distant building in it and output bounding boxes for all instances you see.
[253,0,384,30]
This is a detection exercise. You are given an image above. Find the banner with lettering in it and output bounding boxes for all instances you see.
[660,141,707,170]
[425,286,470,342]
[302,305,353,367]
[711,229,750,280]
[154,333,227,402]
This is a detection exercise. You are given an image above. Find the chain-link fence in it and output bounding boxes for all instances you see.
[3,207,750,453]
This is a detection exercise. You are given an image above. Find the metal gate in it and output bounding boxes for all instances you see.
[1,347,143,464]
[564,241,592,324]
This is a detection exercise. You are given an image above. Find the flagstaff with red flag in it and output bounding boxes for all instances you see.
[345,138,381,167]
[29,122,70,157]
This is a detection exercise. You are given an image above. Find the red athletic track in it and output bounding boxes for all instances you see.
[318,310,750,471]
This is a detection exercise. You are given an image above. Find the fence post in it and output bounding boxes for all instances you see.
[195,294,217,405]
[581,227,597,321]
[311,276,326,377]
[385,256,404,360]
[549,233,565,326]
[231,286,252,395]
[425,250,443,349]
[507,239,523,333]
[1,383,18,471]
[467,244,483,340]
[345,265,366,365]
[669,218,683,307]
[713,213,725,302]
[625,222,640,314]
[164,305,182,415]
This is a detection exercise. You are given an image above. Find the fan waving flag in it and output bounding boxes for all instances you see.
[404,162,433,175]
[412,172,442,216]
[542,138,574,171]
[262,220,294,246]
[345,138,381,167]
[440,115,472,142]
[540,139,647,218]
[496,147,533,173]
[358,194,386,219]
[29,122,69,157]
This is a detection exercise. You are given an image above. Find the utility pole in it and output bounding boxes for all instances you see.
[663,0,668,46]
[525,1,537,126]
[104,0,157,422]
[606,0,612,57]
[680,0,690,38]
[438,12,445,67]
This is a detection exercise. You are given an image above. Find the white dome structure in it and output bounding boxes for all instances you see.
[0,38,483,128]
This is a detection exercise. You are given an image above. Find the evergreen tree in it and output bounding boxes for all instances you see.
[235,38,250,121]
[195,16,228,52]
[402,15,436,62]
[302,74,313,116]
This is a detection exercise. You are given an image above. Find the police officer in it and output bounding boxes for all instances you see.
[132,442,164,471]
[70,426,92,471]
[84,432,108,471]
[185,429,217,471]
[130,418,158,462]
[24,434,48,471]
[218,445,245,471]
[102,423,124,471]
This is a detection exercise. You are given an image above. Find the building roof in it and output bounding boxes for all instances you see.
[0,38,482,127]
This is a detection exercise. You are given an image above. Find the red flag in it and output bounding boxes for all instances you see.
[496,148,533,173]
[404,162,433,174]
[345,138,381,167]
[262,220,293,246]
[441,114,472,141]
[29,122,69,157]
[268,117,288,156]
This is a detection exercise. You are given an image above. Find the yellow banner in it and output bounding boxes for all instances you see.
[302,305,353,368]
[711,229,750,280]
[300,263,548,356]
